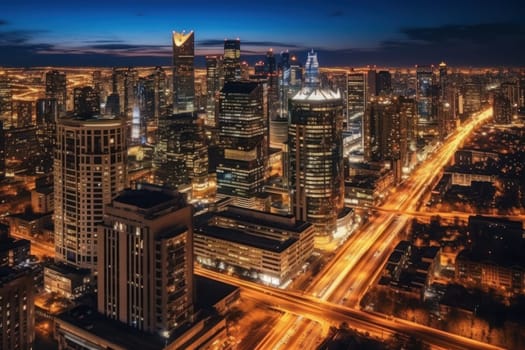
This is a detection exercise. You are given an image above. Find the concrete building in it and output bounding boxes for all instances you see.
[97,184,194,336]
[54,115,127,270]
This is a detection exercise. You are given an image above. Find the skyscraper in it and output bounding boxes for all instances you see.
[376,70,392,95]
[217,81,268,209]
[223,39,241,83]
[347,71,367,131]
[54,115,127,270]
[205,55,223,127]
[172,31,195,113]
[45,70,67,116]
[493,91,512,124]
[416,65,434,123]
[98,184,194,336]
[73,86,100,116]
[289,51,344,241]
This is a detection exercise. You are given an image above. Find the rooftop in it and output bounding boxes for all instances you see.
[221,81,260,94]
[114,185,185,210]
[196,224,297,253]
[292,87,341,102]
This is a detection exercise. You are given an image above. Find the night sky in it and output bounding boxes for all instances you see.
[1,0,524,67]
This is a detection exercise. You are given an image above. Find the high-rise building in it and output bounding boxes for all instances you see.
[172,31,195,113]
[289,51,344,240]
[205,55,223,127]
[0,72,12,120]
[462,82,482,117]
[45,70,67,116]
[73,86,101,116]
[141,67,168,143]
[416,65,434,123]
[493,91,512,124]
[347,71,367,124]
[54,115,127,270]
[155,112,209,198]
[376,70,392,95]
[217,81,268,209]
[0,267,35,350]
[98,184,194,336]
[364,97,411,168]
[223,39,241,83]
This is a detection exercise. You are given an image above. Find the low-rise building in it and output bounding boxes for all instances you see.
[43,262,92,299]
[194,206,314,286]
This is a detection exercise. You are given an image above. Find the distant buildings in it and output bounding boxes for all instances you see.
[54,115,127,270]
[98,184,194,335]
[172,31,195,113]
[205,55,223,126]
[289,50,344,241]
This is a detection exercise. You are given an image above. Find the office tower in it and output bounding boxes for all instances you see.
[98,184,194,335]
[73,86,101,116]
[112,67,138,119]
[493,91,512,124]
[172,31,195,113]
[462,82,482,116]
[416,65,435,123]
[223,39,241,82]
[364,98,411,178]
[205,55,223,127]
[54,115,127,270]
[105,93,120,116]
[347,71,367,131]
[367,69,377,99]
[155,112,208,198]
[45,70,67,116]
[142,67,168,143]
[438,62,447,99]
[0,120,4,179]
[13,100,33,127]
[0,267,35,350]
[376,70,392,95]
[289,51,344,240]
[0,72,11,119]
[216,81,268,209]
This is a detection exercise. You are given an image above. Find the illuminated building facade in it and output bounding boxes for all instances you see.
[36,98,58,173]
[416,65,435,123]
[98,184,194,335]
[216,81,268,209]
[462,82,482,117]
[0,267,35,350]
[194,206,314,286]
[289,51,344,240]
[45,70,67,116]
[205,55,223,127]
[376,70,392,95]
[73,86,100,116]
[493,90,512,124]
[13,100,33,128]
[54,115,127,270]
[155,112,209,198]
[346,71,367,128]
[172,31,195,113]
[223,39,241,83]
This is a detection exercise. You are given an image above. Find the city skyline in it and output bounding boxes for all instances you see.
[1,0,525,67]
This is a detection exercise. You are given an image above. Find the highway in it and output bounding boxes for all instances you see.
[196,267,503,350]
[247,107,496,349]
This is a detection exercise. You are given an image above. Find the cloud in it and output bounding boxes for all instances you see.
[0,19,8,26]
[83,39,125,44]
[198,39,302,49]
[399,22,525,45]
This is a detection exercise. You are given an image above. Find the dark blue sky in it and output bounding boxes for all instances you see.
[1,0,524,67]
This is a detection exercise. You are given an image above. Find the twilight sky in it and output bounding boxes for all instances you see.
[1,0,524,67]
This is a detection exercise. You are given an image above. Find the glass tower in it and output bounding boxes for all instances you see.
[172,31,195,113]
